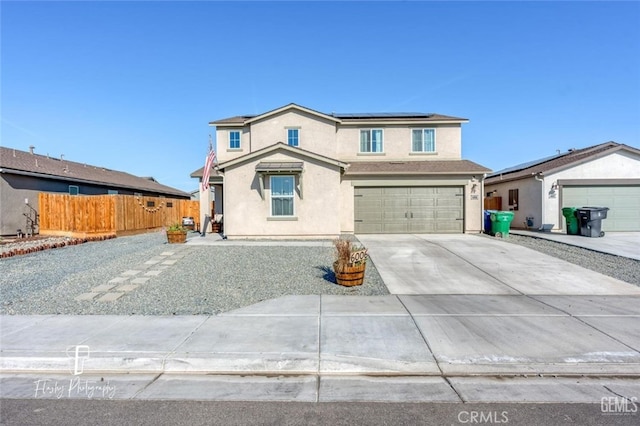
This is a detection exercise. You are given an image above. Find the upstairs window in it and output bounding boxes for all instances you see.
[229,131,241,149]
[271,175,294,216]
[360,129,383,153]
[287,128,299,147]
[412,129,436,152]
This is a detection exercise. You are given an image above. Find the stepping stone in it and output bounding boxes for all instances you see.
[131,277,151,284]
[97,292,124,302]
[161,260,177,265]
[122,270,142,276]
[160,252,175,256]
[108,277,129,284]
[116,284,139,292]
[75,293,100,301]
[144,260,161,265]
[145,270,163,276]
[92,284,115,292]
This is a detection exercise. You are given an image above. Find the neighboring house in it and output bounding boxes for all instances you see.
[0,146,190,235]
[191,103,490,239]
[484,142,640,232]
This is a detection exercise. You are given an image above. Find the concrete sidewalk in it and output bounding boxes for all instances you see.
[2,233,639,402]
[2,294,640,402]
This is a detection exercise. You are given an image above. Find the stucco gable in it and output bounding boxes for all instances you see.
[245,103,341,125]
[216,142,347,171]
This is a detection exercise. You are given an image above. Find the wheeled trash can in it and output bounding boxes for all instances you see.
[490,211,515,238]
[561,207,580,235]
[577,207,609,237]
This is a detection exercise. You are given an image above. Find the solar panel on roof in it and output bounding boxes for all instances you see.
[488,152,567,176]
[332,112,433,118]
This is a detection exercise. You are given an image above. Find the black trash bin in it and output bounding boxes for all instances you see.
[577,207,609,237]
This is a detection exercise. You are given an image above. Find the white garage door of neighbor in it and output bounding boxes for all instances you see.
[354,186,464,234]
[562,185,640,231]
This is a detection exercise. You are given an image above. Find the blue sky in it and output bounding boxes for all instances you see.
[2,1,639,192]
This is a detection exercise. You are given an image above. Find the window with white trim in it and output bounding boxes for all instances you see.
[360,129,383,153]
[69,185,79,195]
[287,128,299,147]
[229,131,241,149]
[270,175,294,216]
[412,128,436,152]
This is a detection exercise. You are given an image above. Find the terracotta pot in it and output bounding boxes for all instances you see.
[333,261,366,287]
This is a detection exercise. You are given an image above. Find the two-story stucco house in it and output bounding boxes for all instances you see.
[191,103,490,239]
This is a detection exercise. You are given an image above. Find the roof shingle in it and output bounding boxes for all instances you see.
[0,146,189,198]
[345,160,491,175]
[485,142,640,183]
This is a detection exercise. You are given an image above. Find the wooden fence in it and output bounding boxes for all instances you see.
[39,193,201,237]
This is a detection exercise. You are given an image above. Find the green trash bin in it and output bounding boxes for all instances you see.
[562,207,579,235]
[490,211,515,238]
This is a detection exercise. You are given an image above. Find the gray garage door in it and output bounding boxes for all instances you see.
[354,186,464,233]
[562,185,640,231]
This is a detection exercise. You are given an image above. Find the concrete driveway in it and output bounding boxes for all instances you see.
[357,234,640,295]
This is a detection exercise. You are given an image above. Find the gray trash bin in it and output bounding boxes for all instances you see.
[577,207,609,237]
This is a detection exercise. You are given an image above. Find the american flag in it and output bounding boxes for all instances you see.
[201,136,216,191]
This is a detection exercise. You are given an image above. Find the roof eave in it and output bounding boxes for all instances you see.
[217,142,347,171]
[1,168,189,197]
[244,103,342,125]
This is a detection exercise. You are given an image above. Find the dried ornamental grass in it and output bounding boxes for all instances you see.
[333,236,367,273]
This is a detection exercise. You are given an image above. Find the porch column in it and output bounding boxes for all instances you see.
[199,183,213,233]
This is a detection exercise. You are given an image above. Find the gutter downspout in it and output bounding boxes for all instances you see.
[533,172,544,230]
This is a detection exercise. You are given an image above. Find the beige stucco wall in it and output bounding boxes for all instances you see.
[222,151,342,239]
[215,126,249,163]
[215,116,463,165]
[485,151,640,231]
[336,124,462,161]
[484,178,543,230]
[248,110,338,158]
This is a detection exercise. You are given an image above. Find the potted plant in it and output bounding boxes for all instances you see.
[211,214,223,233]
[332,236,368,286]
[166,223,188,244]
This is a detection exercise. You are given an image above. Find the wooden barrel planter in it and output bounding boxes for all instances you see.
[166,230,187,244]
[211,222,222,233]
[333,261,366,287]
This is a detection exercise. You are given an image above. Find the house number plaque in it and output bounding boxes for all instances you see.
[350,249,368,264]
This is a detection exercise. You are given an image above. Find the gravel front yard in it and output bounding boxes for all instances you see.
[1,231,638,315]
[0,232,388,315]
